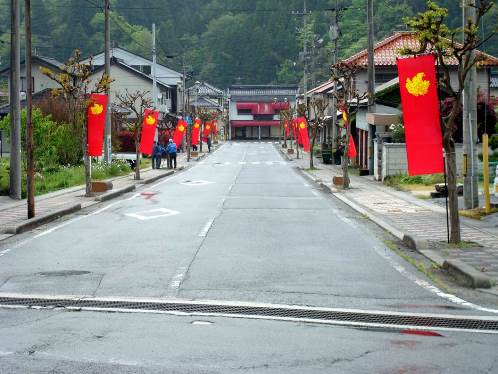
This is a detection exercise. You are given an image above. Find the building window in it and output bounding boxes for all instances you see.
[237,109,252,115]
[20,77,35,92]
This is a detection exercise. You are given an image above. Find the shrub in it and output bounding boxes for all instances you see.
[490,134,498,150]
[0,108,82,168]
[116,131,135,152]
[390,123,405,143]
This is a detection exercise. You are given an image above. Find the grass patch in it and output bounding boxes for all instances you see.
[384,239,449,292]
[442,240,480,249]
[459,207,498,220]
[0,158,152,198]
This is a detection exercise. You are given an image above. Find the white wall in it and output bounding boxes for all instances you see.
[6,62,59,101]
[88,65,171,115]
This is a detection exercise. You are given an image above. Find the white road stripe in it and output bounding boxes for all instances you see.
[199,218,215,237]
[168,266,188,290]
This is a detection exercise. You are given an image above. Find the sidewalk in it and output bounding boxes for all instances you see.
[280,146,498,288]
[0,148,212,239]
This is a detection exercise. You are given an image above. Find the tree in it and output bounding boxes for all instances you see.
[330,61,367,189]
[401,0,495,243]
[41,49,111,197]
[115,90,152,181]
[308,96,329,169]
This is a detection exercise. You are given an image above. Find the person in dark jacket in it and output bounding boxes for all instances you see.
[152,141,163,169]
[166,139,177,169]
[207,136,212,153]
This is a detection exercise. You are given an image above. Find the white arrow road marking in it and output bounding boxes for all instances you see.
[125,208,179,221]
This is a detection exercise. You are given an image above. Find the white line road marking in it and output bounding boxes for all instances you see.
[180,180,214,186]
[224,161,231,165]
[371,245,498,314]
[199,218,215,237]
[125,208,180,221]
[251,162,260,165]
[168,266,188,290]
[311,190,320,197]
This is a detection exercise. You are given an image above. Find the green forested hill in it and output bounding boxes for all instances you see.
[0,0,497,88]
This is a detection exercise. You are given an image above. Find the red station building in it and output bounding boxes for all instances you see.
[227,85,299,140]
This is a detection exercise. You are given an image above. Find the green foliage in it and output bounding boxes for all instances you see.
[0,108,82,169]
[0,159,133,197]
[390,123,405,143]
[0,0,496,88]
[490,135,498,150]
[384,173,446,187]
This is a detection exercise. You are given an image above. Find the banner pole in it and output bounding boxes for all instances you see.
[435,54,450,244]
[443,155,450,243]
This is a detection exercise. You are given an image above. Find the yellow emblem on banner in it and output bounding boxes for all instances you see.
[145,115,156,125]
[178,125,185,132]
[406,72,430,96]
[299,122,306,129]
[90,103,104,115]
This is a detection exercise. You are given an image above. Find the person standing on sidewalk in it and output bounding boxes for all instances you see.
[167,139,177,169]
[207,136,212,153]
[152,142,163,169]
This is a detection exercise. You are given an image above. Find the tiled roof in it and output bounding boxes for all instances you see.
[343,31,498,67]
[229,85,299,97]
[187,82,225,97]
[307,80,336,95]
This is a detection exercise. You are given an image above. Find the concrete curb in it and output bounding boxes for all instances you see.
[1,203,82,234]
[333,192,495,289]
[95,185,136,202]
[443,259,495,289]
[139,170,174,185]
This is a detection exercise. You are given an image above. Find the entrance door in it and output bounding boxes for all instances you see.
[235,127,246,139]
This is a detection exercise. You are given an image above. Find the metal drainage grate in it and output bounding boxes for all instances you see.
[1,296,498,332]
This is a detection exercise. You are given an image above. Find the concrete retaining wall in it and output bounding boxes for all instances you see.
[380,143,465,180]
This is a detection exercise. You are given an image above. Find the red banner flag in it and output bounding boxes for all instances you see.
[87,94,108,156]
[397,54,444,175]
[173,119,187,148]
[139,109,159,155]
[203,121,213,141]
[348,135,357,159]
[191,118,201,146]
[284,121,290,138]
[212,121,218,136]
[297,117,310,152]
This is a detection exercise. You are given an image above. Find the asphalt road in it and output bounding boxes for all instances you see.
[0,141,497,373]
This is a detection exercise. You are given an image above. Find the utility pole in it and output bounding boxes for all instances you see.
[10,0,21,200]
[103,0,112,163]
[330,0,339,150]
[367,0,375,175]
[152,23,157,109]
[151,23,159,142]
[303,0,308,102]
[25,0,35,217]
[151,24,161,141]
[463,0,478,209]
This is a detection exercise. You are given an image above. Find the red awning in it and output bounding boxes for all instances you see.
[231,121,280,127]
[235,102,289,115]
